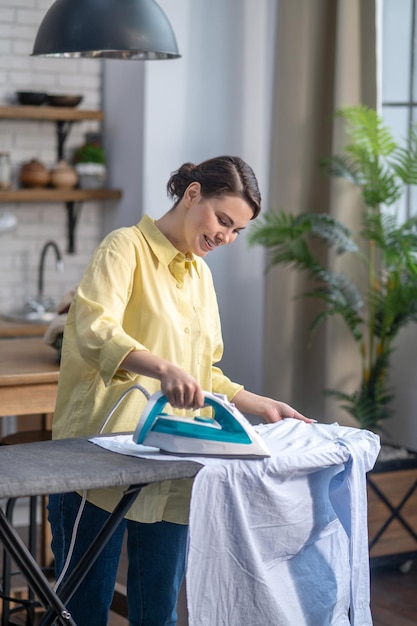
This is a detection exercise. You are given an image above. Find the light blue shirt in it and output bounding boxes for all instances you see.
[92,420,380,624]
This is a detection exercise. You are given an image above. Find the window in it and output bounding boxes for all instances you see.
[382,0,417,219]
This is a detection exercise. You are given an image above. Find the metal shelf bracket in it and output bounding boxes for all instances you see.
[66,201,82,254]
[55,121,74,161]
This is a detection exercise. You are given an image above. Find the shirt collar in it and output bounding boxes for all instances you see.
[138,215,200,278]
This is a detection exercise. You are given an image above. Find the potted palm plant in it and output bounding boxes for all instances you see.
[249,106,417,563]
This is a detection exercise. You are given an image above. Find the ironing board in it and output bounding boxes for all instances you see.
[0,425,380,626]
[0,437,202,626]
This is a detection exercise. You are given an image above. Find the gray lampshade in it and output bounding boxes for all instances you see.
[32,0,180,60]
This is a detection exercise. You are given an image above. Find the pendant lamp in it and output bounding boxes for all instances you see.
[32,0,180,60]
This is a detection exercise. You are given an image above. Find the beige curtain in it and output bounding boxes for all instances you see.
[264,0,377,423]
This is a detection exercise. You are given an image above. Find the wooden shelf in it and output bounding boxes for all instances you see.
[0,187,122,254]
[0,104,122,253]
[0,188,122,203]
[0,105,103,122]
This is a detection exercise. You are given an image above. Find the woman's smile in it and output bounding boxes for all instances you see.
[203,234,219,251]
[187,194,253,257]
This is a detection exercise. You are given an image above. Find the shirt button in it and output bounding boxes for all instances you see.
[176,283,182,289]
[184,328,190,334]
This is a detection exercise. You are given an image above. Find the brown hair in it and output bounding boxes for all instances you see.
[167,156,261,218]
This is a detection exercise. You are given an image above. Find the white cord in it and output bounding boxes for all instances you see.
[53,490,87,592]
[97,383,151,434]
[53,383,151,592]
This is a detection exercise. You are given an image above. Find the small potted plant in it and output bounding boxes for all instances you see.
[248,105,417,564]
[72,133,106,189]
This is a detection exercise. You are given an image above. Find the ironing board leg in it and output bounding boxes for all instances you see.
[0,507,76,626]
[0,484,145,626]
[1,495,40,626]
[38,484,146,626]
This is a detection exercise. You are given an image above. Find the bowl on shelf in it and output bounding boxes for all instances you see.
[46,94,83,108]
[16,91,47,106]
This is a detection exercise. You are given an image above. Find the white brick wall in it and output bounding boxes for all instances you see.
[0,1,105,315]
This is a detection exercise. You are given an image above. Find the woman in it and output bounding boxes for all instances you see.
[48,156,312,626]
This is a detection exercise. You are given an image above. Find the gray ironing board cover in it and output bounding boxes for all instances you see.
[0,437,202,498]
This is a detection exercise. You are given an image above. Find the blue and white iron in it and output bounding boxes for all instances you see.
[132,390,271,458]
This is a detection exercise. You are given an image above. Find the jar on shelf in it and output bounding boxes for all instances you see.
[0,152,12,189]
[19,159,50,188]
[50,160,78,189]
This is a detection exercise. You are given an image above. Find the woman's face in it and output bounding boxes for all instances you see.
[182,184,253,257]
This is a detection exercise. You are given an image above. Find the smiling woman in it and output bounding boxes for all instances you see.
[47,154,312,626]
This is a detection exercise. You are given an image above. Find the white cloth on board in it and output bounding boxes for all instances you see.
[91,419,380,625]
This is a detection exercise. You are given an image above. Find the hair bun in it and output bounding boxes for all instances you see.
[166,155,261,217]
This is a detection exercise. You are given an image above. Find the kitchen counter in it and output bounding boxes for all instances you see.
[0,317,49,338]
[0,336,59,416]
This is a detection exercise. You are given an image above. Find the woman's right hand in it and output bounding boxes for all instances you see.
[160,364,204,410]
[120,350,204,410]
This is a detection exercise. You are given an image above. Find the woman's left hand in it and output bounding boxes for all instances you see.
[232,390,316,424]
[261,399,316,424]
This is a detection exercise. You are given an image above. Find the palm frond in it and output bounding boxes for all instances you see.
[372,279,417,340]
[330,107,403,207]
[362,211,417,274]
[303,270,364,311]
[246,210,295,248]
[360,163,402,207]
[319,155,364,187]
[248,211,358,257]
[324,349,394,431]
[307,298,363,342]
[294,213,358,254]
[302,277,363,341]
[337,106,397,157]
[389,125,417,185]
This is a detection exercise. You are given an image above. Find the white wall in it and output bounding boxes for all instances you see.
[103,0,277,396]
[144,0,274,395]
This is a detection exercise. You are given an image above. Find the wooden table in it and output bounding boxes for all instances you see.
[0,337,59,416]
[0,317,49,339]
[0,336,60,576]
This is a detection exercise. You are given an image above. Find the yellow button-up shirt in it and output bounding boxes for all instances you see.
[53,215,243,523]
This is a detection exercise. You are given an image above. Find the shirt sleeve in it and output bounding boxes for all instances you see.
[73,231,149,386]
[212,365,244,401]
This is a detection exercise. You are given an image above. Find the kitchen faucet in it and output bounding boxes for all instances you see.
[37,240,64,303]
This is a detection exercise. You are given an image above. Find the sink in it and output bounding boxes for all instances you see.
[3,298,57,324]
[3,241,64,325]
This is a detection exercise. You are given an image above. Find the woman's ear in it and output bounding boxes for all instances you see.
[184,182,201,207]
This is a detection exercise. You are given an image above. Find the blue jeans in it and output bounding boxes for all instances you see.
[47,492,189,626]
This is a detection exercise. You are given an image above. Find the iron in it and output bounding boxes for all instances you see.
[132,390,271,458]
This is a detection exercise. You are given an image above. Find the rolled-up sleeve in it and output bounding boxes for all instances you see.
[74,239,149,386]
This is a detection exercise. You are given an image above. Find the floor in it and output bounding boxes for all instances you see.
[370,558,417,626]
